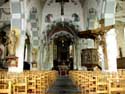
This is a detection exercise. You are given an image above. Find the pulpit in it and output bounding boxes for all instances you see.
[81,48,99,70]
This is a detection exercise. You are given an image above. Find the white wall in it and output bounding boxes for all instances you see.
[106,29,117,72]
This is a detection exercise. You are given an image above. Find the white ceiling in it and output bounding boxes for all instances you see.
[40,0,125,23]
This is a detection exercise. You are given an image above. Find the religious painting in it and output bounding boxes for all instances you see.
[45,14,53,23]
[72,13,80,22]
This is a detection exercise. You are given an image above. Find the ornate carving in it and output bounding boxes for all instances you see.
[6,29,20,67]
[81,49,99,67]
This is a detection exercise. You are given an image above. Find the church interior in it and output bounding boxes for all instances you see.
[0,0,125,94]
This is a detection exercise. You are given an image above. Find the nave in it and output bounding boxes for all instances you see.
[47,76,81,94]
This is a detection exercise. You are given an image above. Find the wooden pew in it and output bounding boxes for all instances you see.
[0,70,58,94]
[69,70,125,94]
[0,79,12,94]
[13,76,27,94]
[108,73,125,94]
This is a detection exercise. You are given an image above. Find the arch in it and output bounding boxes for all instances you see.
[46,21,79,42]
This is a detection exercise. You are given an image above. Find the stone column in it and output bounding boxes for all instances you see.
[73,43,77,69]
[100,33,108,70]
[99,19,108,70]
[47,41,53,70]
[77,40,82,70]
[8,0,26,72]
[106,29,117,71]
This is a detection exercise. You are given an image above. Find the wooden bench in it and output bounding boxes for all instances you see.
[69,70,125,94]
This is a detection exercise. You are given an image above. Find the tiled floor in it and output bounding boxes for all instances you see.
[47,76,81,94]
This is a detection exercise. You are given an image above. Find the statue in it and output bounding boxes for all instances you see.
[6,29,20,67]
[32,48,38,69]
[32,48,38,62]
[7,29,19,56]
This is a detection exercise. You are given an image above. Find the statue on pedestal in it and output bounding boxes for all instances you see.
[32,48,38,69]
[7,30,16,56]
[6,29,20,67]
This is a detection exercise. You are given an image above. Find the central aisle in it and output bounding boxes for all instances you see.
[47,76,81,94]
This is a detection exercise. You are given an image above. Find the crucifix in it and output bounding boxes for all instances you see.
[56,0,69,17]
[61,0,64,16]
[98,19,114,70]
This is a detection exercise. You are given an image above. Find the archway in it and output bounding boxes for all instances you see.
[52,31,74,70]
[46,21,79,71]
